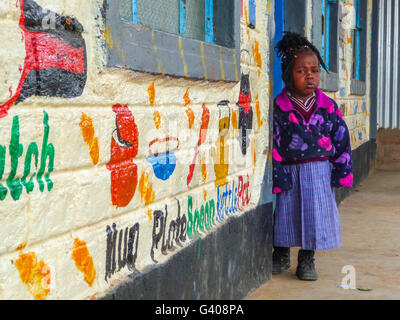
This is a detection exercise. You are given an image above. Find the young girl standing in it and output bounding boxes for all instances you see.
[272,32,353,281]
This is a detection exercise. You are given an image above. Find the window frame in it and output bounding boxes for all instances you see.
[284,0,307,36]
[273,0,307,97]
[104,0,241,82]
[350,0,367,96]
[312,0,339,92]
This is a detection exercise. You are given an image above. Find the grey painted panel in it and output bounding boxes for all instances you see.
[185,0,206,41]
[312,0,322,53]
[389,1,395,128]
[384,0,392,128]
[105,0,241,82]
[285,0,306,35]
[203,43,224,81]
[320,71,339,92]
[137,0,180,34]
[330,0,340,73]
[369,0,379,139]
[220,46,237,82]
[214,0,235,48]
[350,79,366,96]
[357,0,368,81]
[377,0,384,128]
[393,3,400,129]
[392,0,399,128]
[180,38,207,80]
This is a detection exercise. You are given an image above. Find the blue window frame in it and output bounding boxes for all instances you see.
[121,0,221,45]
[321,0,337,72]
[108,0,241,82]
[351,0,367,95]
[204,0,215,43]
[273,0,307,97]
[312,0,339,92]
[353,0,367,81]
[273,0,285,98]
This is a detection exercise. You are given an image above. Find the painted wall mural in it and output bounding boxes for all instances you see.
[105,222,140,281]
[187,196,216,239]
[107,104,139,208]
[212,100,231,188]
[147,137,179,181]
[0,111,54,201]
[248,0,257,29]
[151,200,187,263]
[104,173,252,281]
[99,90,256,283]
[187,104,210,187]
[80,113,100,165]
[0,0,87,118]
[237,72,254,155]
[15,251,51,300]
[0,0,299,300]
[72,238,96,287]
[138,170,155,205]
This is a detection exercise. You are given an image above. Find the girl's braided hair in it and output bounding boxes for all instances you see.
[275,32,328,93]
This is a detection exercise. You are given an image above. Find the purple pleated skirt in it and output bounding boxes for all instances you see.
[273,160,341,251]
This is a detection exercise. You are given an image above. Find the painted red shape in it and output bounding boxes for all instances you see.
[237,91,252,115]
[187,147,199,187]
[106,104,139,207]
[0,0,86,118]
[197,104,210,146]
[238,174,251,211]
[187,104,210,187]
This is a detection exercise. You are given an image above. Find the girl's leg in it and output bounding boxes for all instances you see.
[272,246,291,275]
[296,249,318,281]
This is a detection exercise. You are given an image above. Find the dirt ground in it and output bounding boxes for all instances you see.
[245,170,400,300]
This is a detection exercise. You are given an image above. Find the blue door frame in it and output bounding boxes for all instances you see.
[274,0,285,98]
[270,0,285,210]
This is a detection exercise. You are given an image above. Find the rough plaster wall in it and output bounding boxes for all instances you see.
[0,0,271,299]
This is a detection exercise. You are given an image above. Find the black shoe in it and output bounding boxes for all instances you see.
[272,247,290,275]
[296,249,318,281]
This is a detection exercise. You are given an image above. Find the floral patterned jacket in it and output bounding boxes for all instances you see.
[272,88,353,194]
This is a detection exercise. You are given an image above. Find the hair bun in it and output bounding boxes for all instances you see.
[275,31,327,71]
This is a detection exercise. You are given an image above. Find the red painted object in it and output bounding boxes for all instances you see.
[107,104,139,208]
[0,0,87,118]
[187,104,210,187]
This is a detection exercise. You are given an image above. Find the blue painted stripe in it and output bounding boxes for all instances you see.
[249,0,256,27]
[355,0,361,28]
[325,1,331,70]
[356,30,361,80]
[321,0,325,62]
[355,0,361,80]
[179,0,186,36]
[273,0,284,98]
[205,0,215,43]
[132,0,138,24]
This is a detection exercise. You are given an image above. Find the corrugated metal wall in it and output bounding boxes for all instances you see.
[375,0,400,129]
